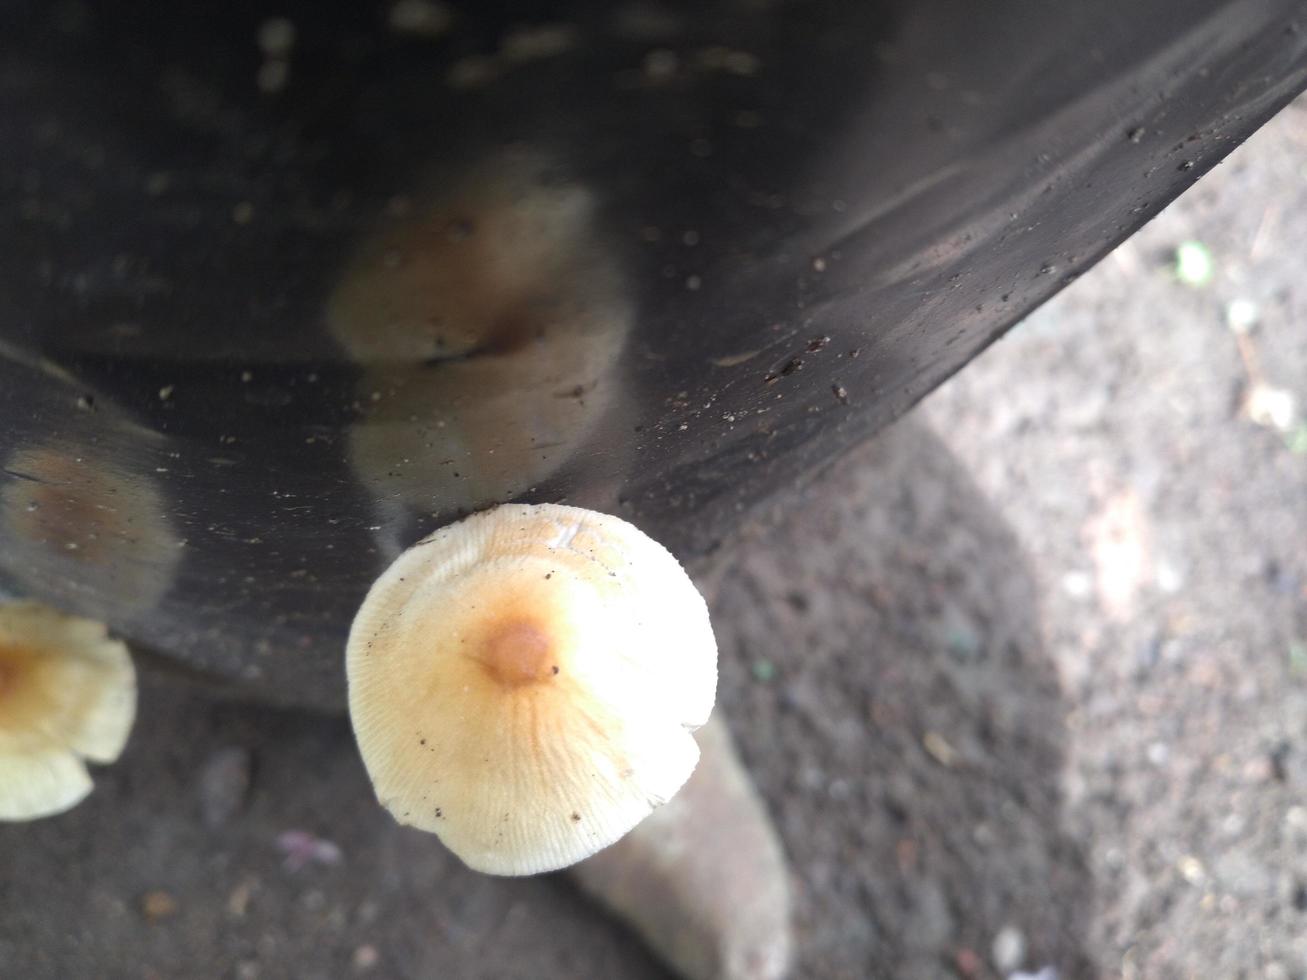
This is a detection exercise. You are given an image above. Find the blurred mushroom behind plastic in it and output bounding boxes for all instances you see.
[334,151,631,521]
[1,444,181,619]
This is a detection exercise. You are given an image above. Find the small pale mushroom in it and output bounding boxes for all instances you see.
[347,503,717,876]
[0,601,136,821]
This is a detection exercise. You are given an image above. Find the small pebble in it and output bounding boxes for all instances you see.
[1010,969,1059,980]
[141,890,178,922]
[1154,558,1183,593]
[992,925,1027,973]
[1060,571,1094,599]
[955,946,982,976]
[353,944,380,971]
[198,746,252,829]
[922,731,958,767]
[1225,298,1259,333]
[276,830,343,871]
[227,881,254,918]
[1245,383,1296,432]
[1178,855,1206,883]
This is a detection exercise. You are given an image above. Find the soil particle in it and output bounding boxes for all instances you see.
[198,746,252,828]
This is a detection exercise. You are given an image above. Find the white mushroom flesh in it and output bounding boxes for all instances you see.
[347,503,717,875]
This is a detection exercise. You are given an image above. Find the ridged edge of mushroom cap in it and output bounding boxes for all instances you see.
[0,601,136,821]
[346,503,717,875]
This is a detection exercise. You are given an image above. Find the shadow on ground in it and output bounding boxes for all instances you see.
[0,679,670,979]
[0,417,1091,980]
[714,418,1094,979]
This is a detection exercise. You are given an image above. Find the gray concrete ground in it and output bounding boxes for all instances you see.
[922,93,1307,978]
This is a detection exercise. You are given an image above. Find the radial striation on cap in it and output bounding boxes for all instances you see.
[346,503,718,876]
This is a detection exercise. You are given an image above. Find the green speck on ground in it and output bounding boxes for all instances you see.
[1285,424,1307,456]
[1175,240,1215,286]
[947,627,982,659]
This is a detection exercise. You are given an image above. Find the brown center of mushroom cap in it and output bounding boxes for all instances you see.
[476,619,555,687]
[0,644,32,706]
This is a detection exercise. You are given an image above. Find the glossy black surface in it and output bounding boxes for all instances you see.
[2,0,1305,707]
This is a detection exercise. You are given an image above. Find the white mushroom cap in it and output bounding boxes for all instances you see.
[0,602,136,821]
[347,503,717,875]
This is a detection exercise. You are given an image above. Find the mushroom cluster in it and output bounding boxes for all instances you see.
[347,503,717,875]
[0,601,136,821]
